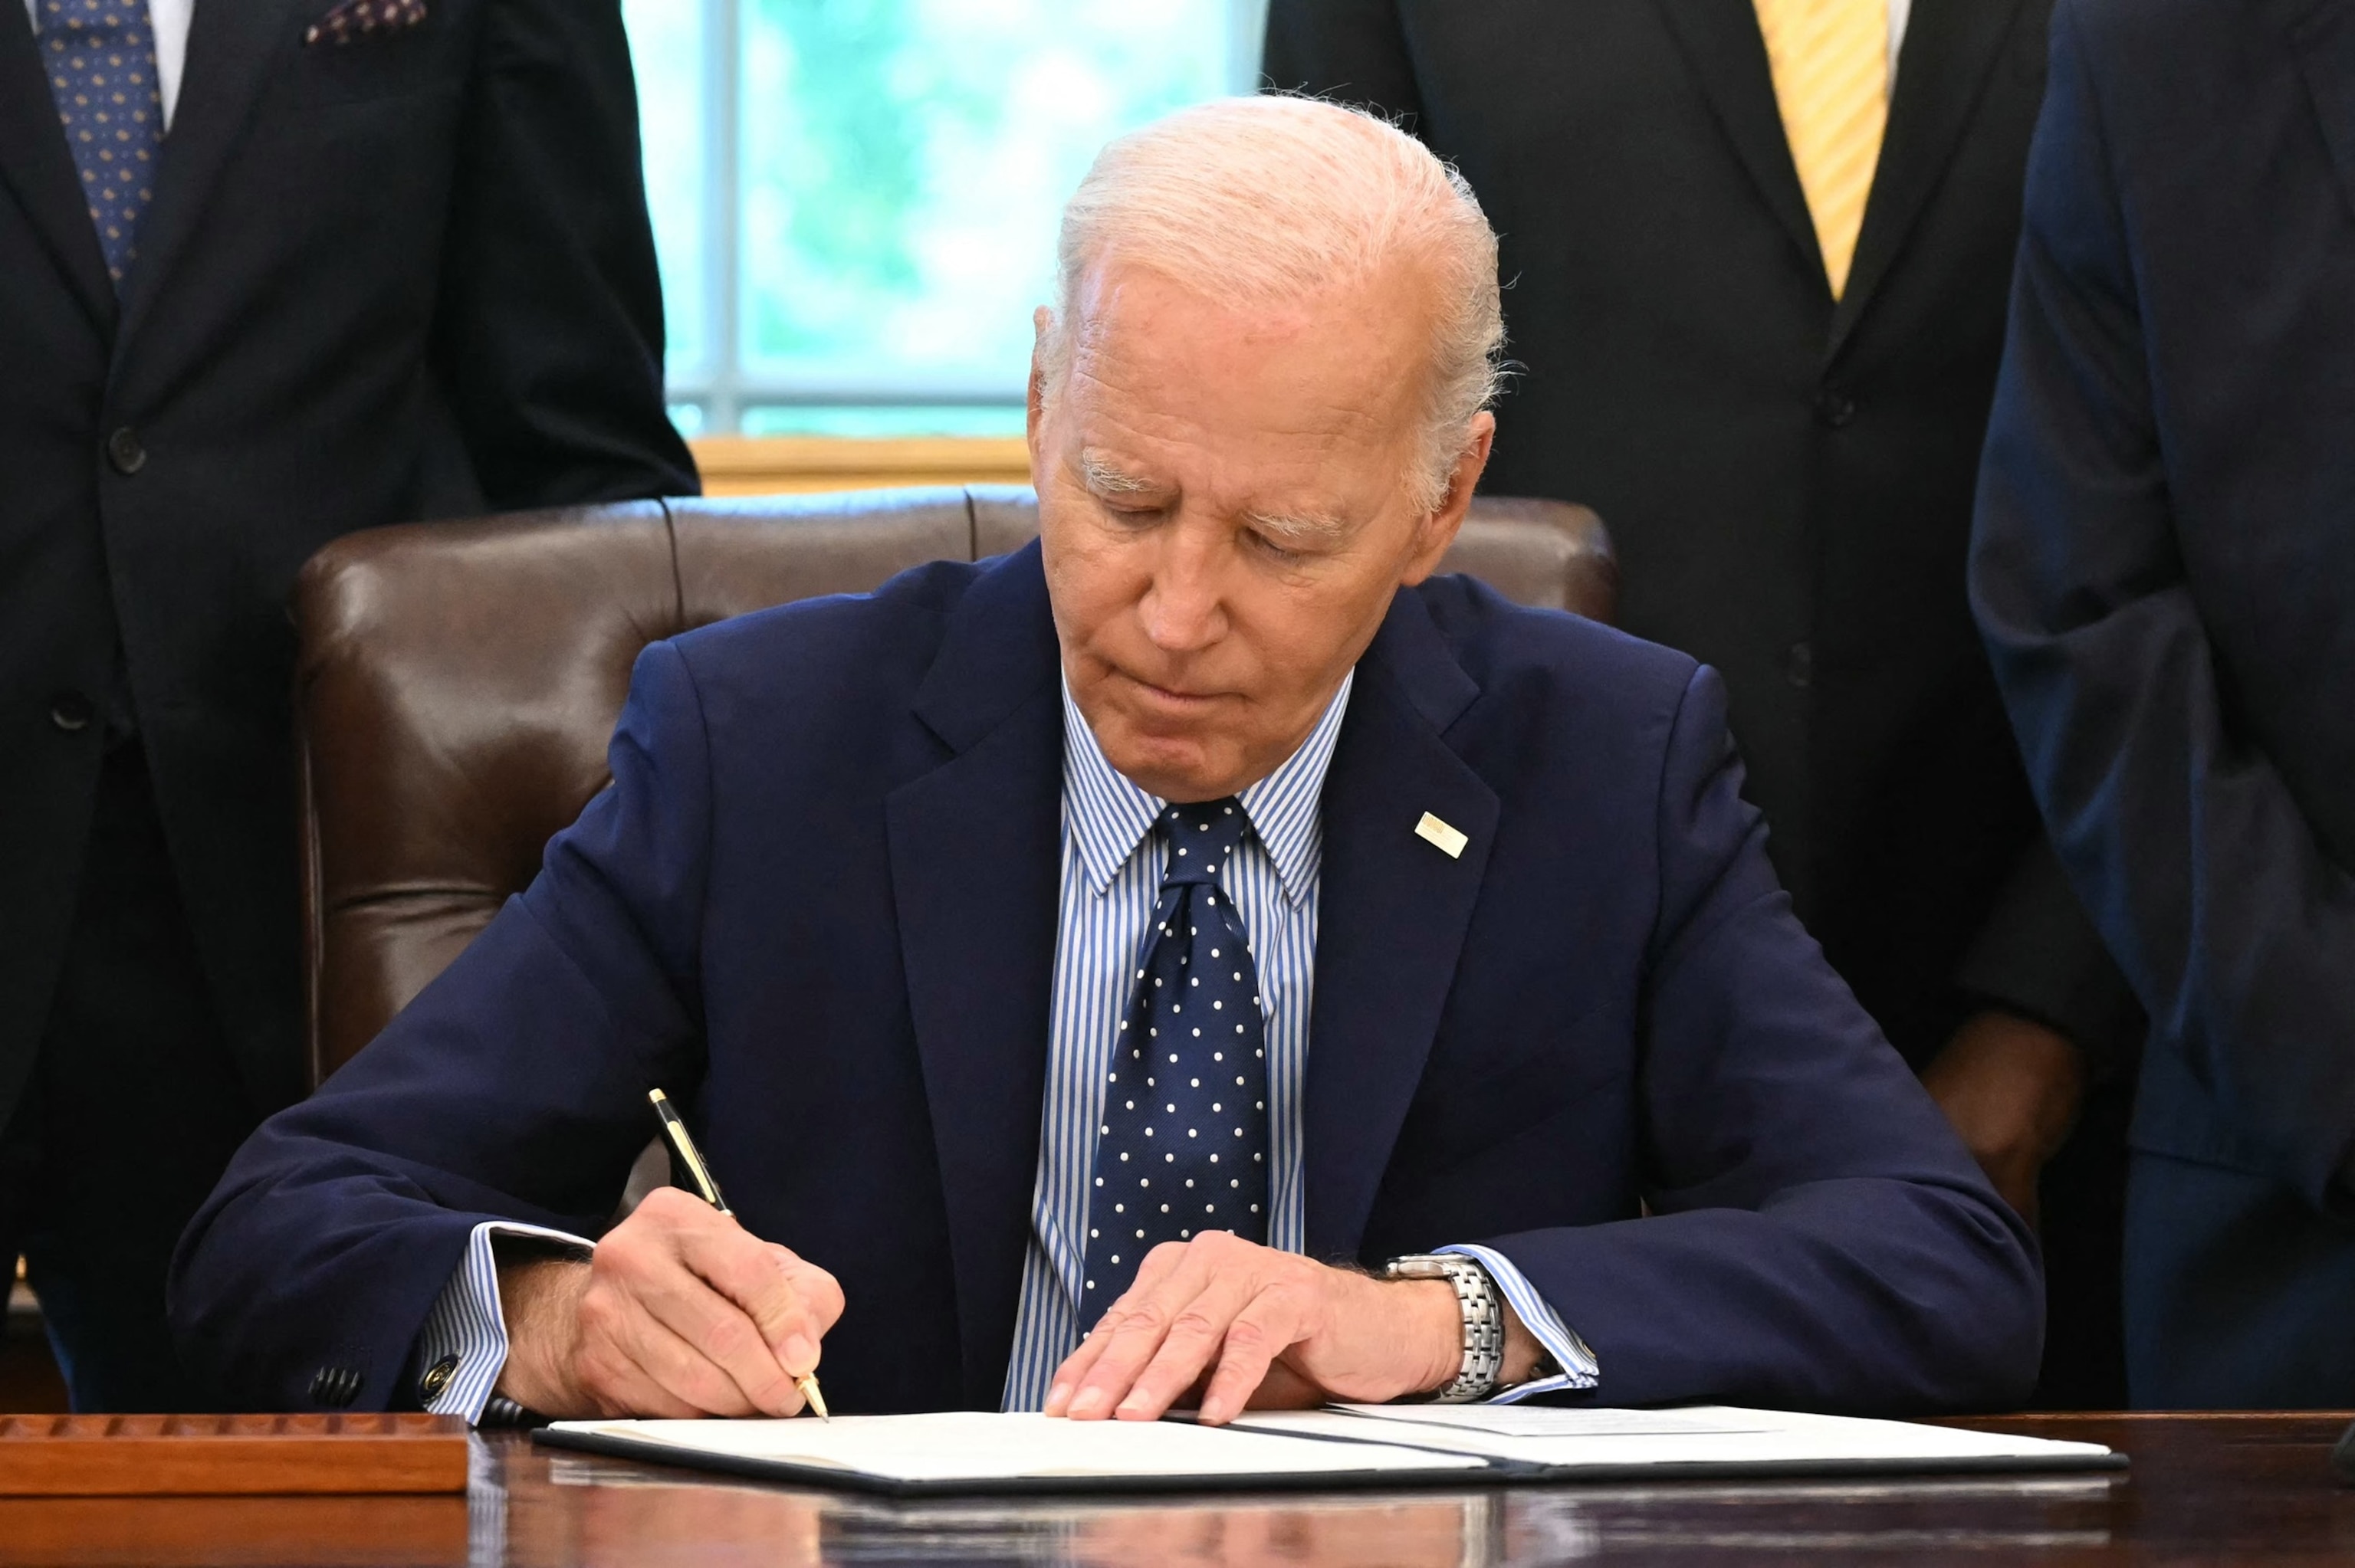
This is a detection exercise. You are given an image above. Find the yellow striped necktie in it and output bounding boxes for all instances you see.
[1752,0,1890,298]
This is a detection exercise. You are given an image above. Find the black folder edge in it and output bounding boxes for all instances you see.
[531,1423,1523,1497]
[533,1423,2126,1498]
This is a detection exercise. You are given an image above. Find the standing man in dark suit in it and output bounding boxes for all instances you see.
[0,0,695,1409]
[1972,0,2355,1406]
[1265,1,2139,1401]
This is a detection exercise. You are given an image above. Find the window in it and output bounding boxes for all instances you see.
[623,0,1269,439]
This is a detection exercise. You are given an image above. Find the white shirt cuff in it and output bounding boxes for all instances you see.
[1437,1242,1601,1401]
[414,1221,594,1423]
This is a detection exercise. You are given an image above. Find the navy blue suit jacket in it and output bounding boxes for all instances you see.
[1972,0,2355,1404]
[173,544,2038,1415]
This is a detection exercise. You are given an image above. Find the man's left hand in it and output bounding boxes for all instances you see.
[1921,1010,2086,1228]
[1044,1232,1523,1425]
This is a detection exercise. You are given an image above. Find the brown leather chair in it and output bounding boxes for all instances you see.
[293,485,1614,1085]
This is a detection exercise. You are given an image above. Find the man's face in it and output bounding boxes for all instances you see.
[1030,260,1492,802]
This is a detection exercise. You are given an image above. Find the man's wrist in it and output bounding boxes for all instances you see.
[1382,1255,1507,1400]
[493,1255,593,1415]
[1392,1276,1468,1396]
[1496,1297,1547,1387]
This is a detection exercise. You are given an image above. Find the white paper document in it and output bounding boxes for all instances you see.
[544,1411,1492,1488]
[1228,1403,2120,1475]
[543,1403,2119,1494]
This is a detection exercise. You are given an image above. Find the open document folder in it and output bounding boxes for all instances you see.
[534,1405,2124,1497]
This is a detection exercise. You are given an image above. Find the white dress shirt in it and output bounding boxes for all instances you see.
[25,0,192,131]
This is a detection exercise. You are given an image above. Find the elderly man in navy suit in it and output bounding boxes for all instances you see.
[173,97,2038,1422]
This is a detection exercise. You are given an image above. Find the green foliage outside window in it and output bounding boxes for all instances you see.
[628,0,1256,431]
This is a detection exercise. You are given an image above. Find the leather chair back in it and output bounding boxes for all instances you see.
[293,485,1613,1083]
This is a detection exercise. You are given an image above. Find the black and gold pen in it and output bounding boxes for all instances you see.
[648,1087,829,1420]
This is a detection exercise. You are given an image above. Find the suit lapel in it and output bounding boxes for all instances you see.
[1302,591,1499,1265]
[886,545,1065,1409]
[2292,0,2355,222]
[117,0,305,341]
[1828,0,2029,356]
[1653,0,1825,284]
[0,2,115,330]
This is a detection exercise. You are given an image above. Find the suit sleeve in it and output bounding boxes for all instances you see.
[1952,833,2143,1081]
[431,0,699,506]
[1477,666,2044,1413]
[1969,0,2355,1209]
[169,641,715,1411]
[1261,0,1425,120]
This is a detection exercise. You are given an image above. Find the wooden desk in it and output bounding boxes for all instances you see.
[0,1413,2344,1565]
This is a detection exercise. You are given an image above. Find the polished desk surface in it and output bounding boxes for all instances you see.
[0,1413,2347,1565]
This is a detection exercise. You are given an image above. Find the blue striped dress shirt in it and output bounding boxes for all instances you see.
[415,669,1597,1421]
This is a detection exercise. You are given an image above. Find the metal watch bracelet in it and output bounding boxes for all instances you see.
[1382,1253,1506,1402]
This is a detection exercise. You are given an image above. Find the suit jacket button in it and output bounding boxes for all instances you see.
[48,691,94,733]
[1815,388,1856,428]
[106,427,146,474]
[310,1366,363,1407]
[419,1354,459,1403]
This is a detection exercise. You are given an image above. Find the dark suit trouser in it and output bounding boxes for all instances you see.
[2125,1148,2355,1409]
[0,744,258,1412]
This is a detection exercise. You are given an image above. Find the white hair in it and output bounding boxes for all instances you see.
[1041,94,1505,513]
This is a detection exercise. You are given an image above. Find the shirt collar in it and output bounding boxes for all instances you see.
[1060,670,1354,908]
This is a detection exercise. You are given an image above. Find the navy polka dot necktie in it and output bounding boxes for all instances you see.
[1082,799,1271,1319]
[40,0,162,289]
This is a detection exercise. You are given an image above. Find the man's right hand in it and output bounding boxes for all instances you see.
[493,1187,843,1418]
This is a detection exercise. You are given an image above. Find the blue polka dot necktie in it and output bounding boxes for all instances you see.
[40,0,163,289]
[1082,799,1271,1318]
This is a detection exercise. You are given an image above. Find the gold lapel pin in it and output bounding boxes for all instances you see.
[1414,811,1468,859]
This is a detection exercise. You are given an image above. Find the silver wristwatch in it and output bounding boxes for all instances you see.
[1384,1253,1506,1402]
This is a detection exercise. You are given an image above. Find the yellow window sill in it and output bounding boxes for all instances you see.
[690,435,1033,497]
